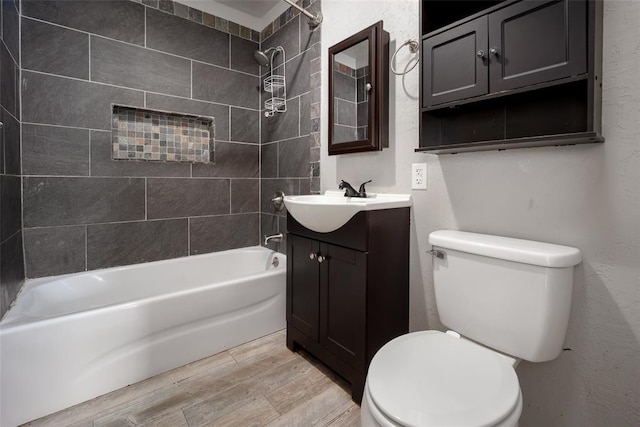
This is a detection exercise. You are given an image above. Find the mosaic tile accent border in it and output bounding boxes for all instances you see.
[261,0,319,41]
[112,106,214,163]
[134,0,260,42]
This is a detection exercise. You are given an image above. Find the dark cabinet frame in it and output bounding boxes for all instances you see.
[418,0,603,154]
[286,208,410,402]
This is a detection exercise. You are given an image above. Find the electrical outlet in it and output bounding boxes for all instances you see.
[412,163,427,190]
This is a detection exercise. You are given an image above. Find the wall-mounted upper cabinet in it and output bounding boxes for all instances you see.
[418,0,603,154]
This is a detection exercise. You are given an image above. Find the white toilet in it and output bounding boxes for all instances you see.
[361,230,582,427]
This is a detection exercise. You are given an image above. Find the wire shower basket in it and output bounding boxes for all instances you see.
[264,46,286,117]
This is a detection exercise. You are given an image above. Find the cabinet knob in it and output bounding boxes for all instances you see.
[489,47,500,56]
[317,255,325,263]
[365,83,372,92]
[309,253,317,260]
[476,50,485,59]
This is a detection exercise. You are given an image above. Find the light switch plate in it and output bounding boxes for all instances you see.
[412,163,427,190]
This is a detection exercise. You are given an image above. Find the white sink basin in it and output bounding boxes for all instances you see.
[283,191,412,233]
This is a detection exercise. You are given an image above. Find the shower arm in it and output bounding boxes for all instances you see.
[282,0,322,28]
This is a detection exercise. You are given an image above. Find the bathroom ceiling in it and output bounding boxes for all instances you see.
[177,0,290,30]
[217,0,281,18]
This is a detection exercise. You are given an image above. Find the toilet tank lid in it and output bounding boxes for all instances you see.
[429,230,582,268]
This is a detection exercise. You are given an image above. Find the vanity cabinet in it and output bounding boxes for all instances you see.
[418,0,602,153]
[286,208,410,403]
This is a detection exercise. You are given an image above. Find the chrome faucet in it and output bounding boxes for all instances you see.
[264,233,283,245]
[339,179,371,198]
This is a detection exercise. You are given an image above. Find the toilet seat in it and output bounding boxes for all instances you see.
[366,330,521,427]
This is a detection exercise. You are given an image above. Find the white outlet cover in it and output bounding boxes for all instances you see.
[412,163,427,190]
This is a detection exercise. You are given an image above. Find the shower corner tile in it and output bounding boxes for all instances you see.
[24,226,86,278]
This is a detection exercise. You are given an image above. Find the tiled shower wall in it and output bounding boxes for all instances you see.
[260,0,321,250]
[20,0,263,278]
[0,0,25,316]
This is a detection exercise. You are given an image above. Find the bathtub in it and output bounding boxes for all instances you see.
[0,246,286,426]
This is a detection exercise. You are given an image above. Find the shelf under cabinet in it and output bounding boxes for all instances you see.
[415,131,604,155]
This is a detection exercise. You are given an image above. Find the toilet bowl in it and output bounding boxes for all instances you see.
[360,230,581,427]
[361,331,522,427]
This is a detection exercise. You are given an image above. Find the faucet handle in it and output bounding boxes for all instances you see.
[358,180,372,197]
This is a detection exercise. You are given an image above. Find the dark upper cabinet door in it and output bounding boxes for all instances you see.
[488,0,587,92]
[319,243,367,371]
[422,16,489,108]
[287,234,320,341]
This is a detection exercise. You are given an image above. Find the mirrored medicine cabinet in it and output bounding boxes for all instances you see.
[328,21,389,155]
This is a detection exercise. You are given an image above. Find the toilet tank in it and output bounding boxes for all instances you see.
[429,230,581,362]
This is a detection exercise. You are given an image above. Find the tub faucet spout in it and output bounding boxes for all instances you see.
[264,233,283,245]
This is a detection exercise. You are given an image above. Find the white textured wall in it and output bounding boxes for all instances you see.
[321,0,640,425]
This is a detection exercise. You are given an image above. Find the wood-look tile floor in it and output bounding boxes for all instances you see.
[24,330,362,427]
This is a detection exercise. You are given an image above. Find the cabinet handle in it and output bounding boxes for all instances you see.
[476,50,485,59]
[489,47,500,56]
[309,253,317,260]
[317,255,325,263]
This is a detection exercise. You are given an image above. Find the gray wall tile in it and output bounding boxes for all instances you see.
[190,213,259,255]
[192,62,259,110]
[173,2,189,19]
[90,130,190,177]
[23,124,90,176]
[192,141,258,178]
[1,43,18,118]
[22,71,144,130]
[334,72,356,101]
[24,226,86,278]
[261,143,277,178]
[279,136,311,178]
[22,0,145,45]
[2,0,19,62]
[262,96,299,143]
[147,178,230,219]
[1,175,21,241]
[146,8,229,67]
[21,17,89,80]
[91,36,191,97]
[230,107,259,143]
[278,214,288,249]
[230,35,259,75]
[299,178,311,195]
[263,15,299,57]
[231,179,259,213]
[23,177,146,227]
[300,92,311,135]
[145,93,230,141]
[1,108,20,175]
[337,99,357,126]
[52,77,146,130]
[357,102,368,127]
[87,219,188,270]
[159,0,174,14]
[286,49,310,99]
[333,125,357,143]
[0,232,24,316]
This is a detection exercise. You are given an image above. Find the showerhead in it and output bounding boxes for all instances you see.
[253,47,278,67]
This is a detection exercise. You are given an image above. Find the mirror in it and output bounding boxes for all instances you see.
[328,21,389,155]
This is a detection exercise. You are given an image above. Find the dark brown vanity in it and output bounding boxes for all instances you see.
[418,0,603,154]
[286,208,410,402]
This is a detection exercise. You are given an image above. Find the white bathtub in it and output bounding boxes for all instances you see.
[0,246,286,426]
